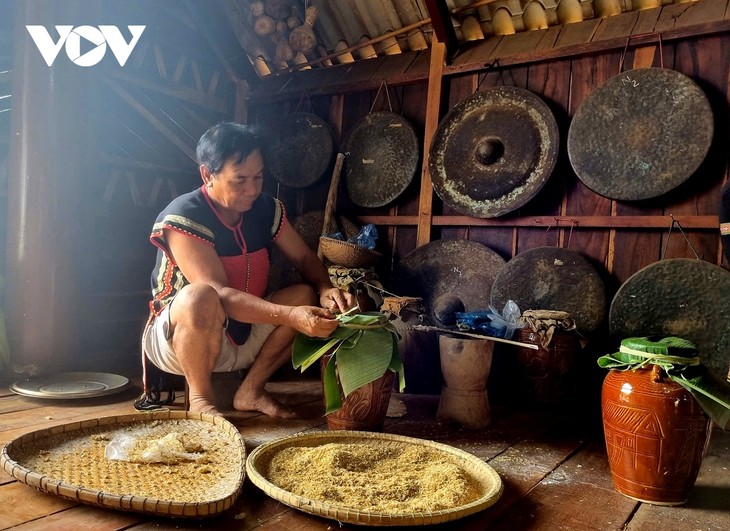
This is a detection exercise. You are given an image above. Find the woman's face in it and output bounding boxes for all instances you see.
[207,149,264,213]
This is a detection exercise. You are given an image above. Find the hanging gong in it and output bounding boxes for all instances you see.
[344,112,420,208]
[568,68,713,201]
[490,247,606,335]
[609,258,730,380]
[269,112,334,188]
[393,239,506,327]
[428,87,559,218]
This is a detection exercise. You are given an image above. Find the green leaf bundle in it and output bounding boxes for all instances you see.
[292,312,404,414]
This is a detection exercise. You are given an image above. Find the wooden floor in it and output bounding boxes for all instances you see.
[1,376,729,531]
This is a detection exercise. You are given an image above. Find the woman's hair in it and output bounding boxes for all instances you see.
[196,122,268,174]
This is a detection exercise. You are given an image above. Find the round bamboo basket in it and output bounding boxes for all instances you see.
[246,430,503,526]
[319,236,382,268]
[0,411,245,518]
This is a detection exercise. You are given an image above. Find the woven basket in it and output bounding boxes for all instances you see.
[246,430,503,526]
[0,411,245,518]
[319,236,382,268]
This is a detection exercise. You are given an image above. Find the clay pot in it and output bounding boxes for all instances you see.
[601,365,712,505]
[515,328,580,405]
[320,355,394,432]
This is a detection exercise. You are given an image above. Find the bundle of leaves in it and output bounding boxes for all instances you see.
[292,312,405,414]
[598,336,730,429]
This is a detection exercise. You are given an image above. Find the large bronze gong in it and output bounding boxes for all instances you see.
[344,112,420,208]
[393,239,506,327]
[568,68,713,201]
[269,112,334,188]
[428,87,559,218]
[609,258,730,380]
[490,247,606,335]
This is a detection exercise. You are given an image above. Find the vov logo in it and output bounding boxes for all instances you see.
[26,25,146,67]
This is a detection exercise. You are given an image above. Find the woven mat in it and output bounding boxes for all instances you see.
[1,411,245,518]
[246,430,503,526]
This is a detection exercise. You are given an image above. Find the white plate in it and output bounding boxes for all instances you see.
[9,371,130,399]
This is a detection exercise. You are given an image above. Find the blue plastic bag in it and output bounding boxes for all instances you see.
[347,224,378,250]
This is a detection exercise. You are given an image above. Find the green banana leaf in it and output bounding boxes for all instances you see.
[322,354,342,414]
[336,327,394,397]
[292,311,404,413]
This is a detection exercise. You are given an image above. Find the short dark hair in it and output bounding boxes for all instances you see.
[196,122,267,174]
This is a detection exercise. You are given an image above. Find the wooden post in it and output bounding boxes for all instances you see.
[5,0,90,373]
[416,41,446,247]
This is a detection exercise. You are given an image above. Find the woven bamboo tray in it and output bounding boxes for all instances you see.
[246,430,503,526]
[0,411,245,518]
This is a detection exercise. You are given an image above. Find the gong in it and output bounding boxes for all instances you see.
[393,239,506,327]
[609,258,730,380]
[490,247,606,335]
[568,68,713,201]
[345,112,420,208]
[269,112,334,188]
[428,87,559,218]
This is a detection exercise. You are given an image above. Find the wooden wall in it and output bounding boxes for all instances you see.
[249,32,729,395]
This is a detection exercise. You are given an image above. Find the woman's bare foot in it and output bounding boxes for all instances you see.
[233,387,298,419]
[188,394,222,416]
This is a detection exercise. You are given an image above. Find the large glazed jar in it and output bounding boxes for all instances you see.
[601,365,712,505]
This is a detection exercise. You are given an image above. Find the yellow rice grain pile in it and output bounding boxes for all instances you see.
[266,442,482,513]
[13,420,242,503]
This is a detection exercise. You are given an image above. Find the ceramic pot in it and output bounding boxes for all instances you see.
[601,365,712,505]
[515,328,580,405]
[320,355,394,432]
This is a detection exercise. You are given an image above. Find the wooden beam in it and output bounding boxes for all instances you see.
[103,77,196,162]
[416,42,447,247]
[109,70,229,114]
[423,0,459,55]
[357,215,720,230]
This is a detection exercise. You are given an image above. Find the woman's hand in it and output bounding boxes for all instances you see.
[289,306,339,338]
[319,287,357,314]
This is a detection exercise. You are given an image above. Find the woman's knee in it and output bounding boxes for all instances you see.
[171,283,225,330]
[270,284,317,306]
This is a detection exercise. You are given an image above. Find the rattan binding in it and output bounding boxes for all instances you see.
[246,430,503,526]
[0,410,245,518]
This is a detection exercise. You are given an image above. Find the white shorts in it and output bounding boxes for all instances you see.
[142,302,277,375]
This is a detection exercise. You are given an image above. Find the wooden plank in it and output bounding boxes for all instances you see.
[564,53,616,266]
[491,29,551,62]
[553,18,602,49]
[517,58,572,253]
[370,52,420,82]
[416,41,447,246]
[656,0,729,33]
[633,6,663,34]
[661,35,727,261]
[533,26,562,53]
[450,37,503,69]
[357,215,720,229]
[625,429,730,530]
[488,441,639,530]
[593,11,640,42]
[9,505,144,530]
[0,482,76,529]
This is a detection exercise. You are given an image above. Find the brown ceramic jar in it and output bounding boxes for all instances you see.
[601,365,712,505]
[320,354,394,432]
